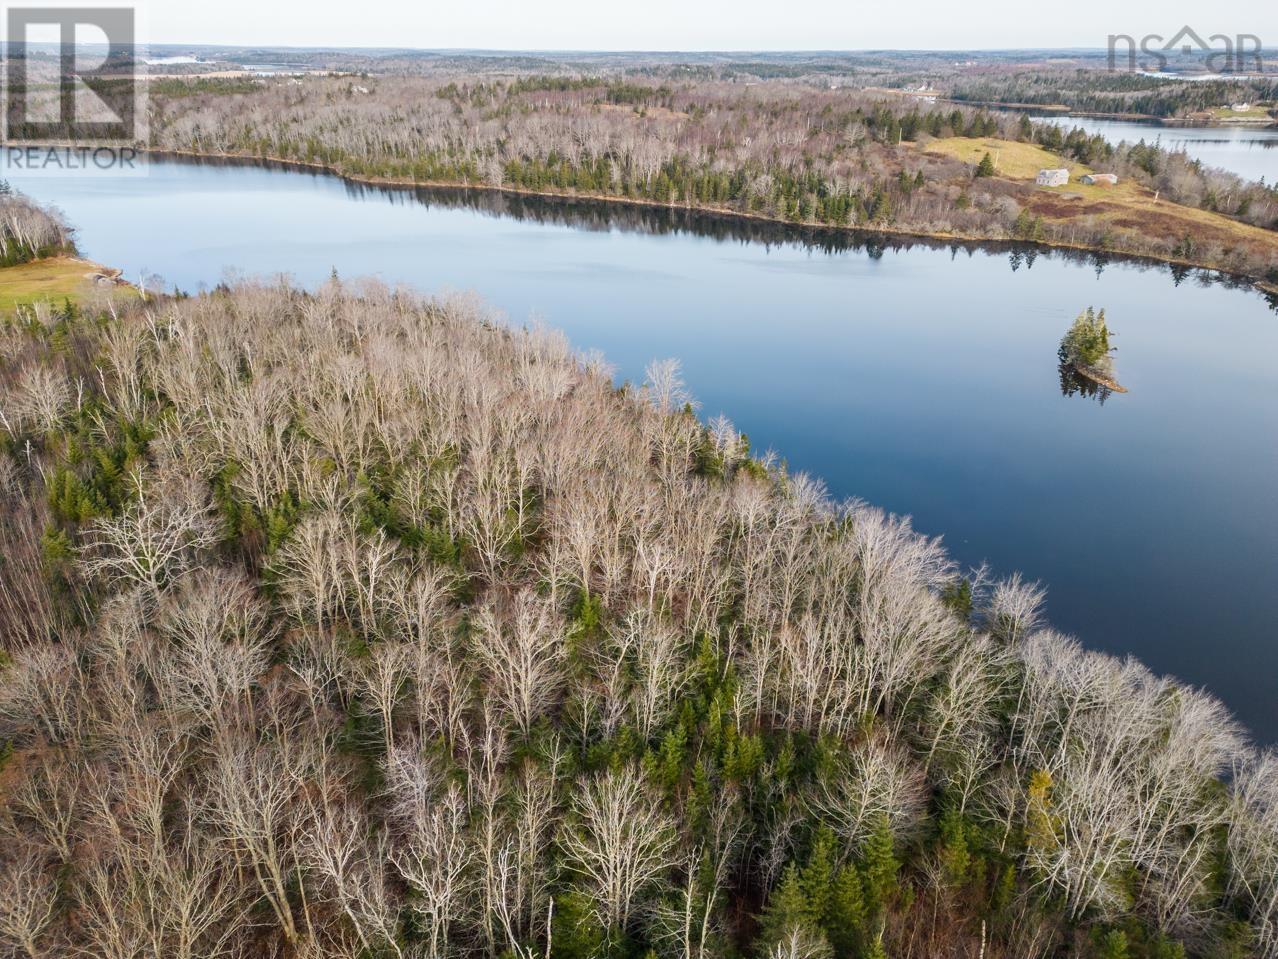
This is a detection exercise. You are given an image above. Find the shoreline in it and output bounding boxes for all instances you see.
[944,99,1278,127]
[141,147,1278,298]
[0,253,134,314]
[1070,363,1128,393]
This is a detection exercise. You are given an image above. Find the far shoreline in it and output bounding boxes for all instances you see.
[943,99,1278,127]
[137,146,1278,299]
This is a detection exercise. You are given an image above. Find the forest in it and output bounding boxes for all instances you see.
[2,278,1277,959]
[946,73,1278,120]
[0,185,71,267]
[144,74,1278,284]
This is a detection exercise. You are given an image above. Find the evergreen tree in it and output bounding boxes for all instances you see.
[757,865,823,953]
[826,866,866,956]
[861,816,900,915]
[552,891,606,959]
[1150,934,1187,959]
[1025,769,1058,851]
[801,829,837,920]
[1093,928,1130,959]
[864,932,889,959]
[936,808,972,889]
[975,152,996,178]
[869,189,893,223]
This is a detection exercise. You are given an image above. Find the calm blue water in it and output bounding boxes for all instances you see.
[1032,115,1278,184]
[12,158,1278,738]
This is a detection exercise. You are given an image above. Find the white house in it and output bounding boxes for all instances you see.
[1035,168,1070,187]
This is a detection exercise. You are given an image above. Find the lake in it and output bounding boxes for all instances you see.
[1032,114,1278,184]
[12,157,1278,739]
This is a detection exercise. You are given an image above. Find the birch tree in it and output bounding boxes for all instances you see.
[560,767,677,930]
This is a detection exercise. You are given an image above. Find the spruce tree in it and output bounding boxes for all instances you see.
[757,865,822,952]
[801,829,837,921]
[861,815,900,915]
[826,866,866,956]
[1094,928,1130,959]
[864,932,889,959]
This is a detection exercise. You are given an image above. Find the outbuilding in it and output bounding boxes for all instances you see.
[1080,173,1118,185]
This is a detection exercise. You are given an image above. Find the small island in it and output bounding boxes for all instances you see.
[1058,306,1126,398]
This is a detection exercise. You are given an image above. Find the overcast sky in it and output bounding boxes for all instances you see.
[136,0,1275,52]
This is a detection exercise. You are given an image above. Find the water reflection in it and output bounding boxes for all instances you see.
[1058,361,1115,404]
[161,153,1273,303]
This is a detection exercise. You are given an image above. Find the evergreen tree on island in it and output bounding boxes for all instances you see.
[1059,306,1127,396]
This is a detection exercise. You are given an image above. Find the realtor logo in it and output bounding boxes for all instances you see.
[2,5,141,142]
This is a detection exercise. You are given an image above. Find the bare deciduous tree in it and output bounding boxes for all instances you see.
[202,740,311,946]
[0,847,57,959]
[81,470,220,594]
[471,590,566,736]
[560,767,677,930]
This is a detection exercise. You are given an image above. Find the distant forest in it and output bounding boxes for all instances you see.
[948,73,1278,119]
[145,75,1278,283]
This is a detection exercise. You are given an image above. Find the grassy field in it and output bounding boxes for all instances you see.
[919,136,1278,266]
[0,256,113,313]
[920,135,1131,199]
[921,136,1082,181]
[1208,105,1273,121]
